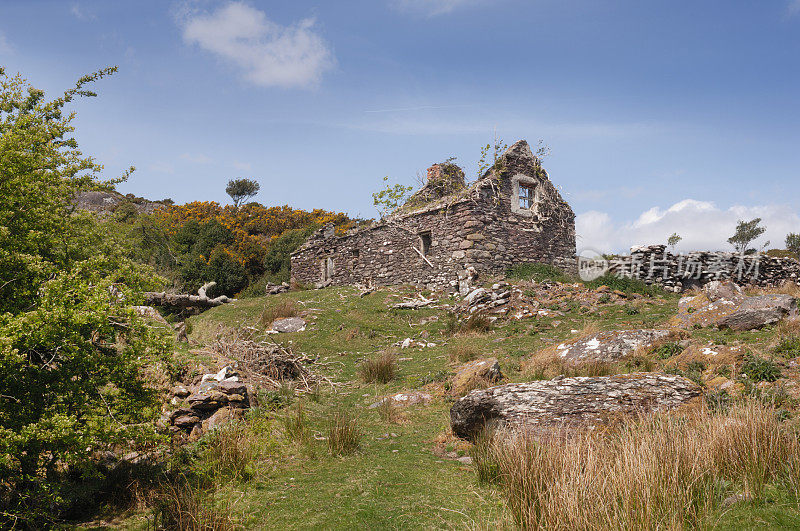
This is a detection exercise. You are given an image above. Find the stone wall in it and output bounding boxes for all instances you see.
[588,245,800,292]
[290,140,576,292]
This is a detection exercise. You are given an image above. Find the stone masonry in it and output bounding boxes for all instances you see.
[290,140,576,292]
[591,245,800,292]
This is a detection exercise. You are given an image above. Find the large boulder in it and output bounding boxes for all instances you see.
[674,281,797,331]
[555,329,674,364]
[450,373,703,440]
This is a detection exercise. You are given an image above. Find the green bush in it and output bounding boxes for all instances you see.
[653,342,685,359]
[773,335,800,358]
[0,67,174,526]
[740,353,782,383]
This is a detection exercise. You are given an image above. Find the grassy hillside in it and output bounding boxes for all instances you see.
[112,274,800,529]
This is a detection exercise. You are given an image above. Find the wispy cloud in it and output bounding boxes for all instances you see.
[180,152,213,164]
[788,0,800,15]
[392,0,477,16]
[0,32,13,55]
[233,160,252,172]
[180,1,335,89]
[576,199,799,253]
[70,2,96,20]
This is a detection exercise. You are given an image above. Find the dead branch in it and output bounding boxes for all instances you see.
[143,281,234,310]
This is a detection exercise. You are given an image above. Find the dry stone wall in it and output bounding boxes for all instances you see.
[593,245,800,292]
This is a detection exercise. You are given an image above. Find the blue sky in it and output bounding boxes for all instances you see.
[2,0,800,252]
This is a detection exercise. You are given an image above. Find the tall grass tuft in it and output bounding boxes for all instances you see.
[482,400,800,530]
[326,411,362,456]
[359,351,398,383]
[260,299,299,327]
[281,402,308,443]
[153,476,237,531]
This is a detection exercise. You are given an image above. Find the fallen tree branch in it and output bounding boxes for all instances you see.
[143,281,234,309]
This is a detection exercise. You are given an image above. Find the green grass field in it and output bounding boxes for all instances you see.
[113,281,800,530]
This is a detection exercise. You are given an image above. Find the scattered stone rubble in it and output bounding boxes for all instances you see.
[454,280,635,321]
[450,373,703,440]
[369,391,432,409]
[674,280,798,331]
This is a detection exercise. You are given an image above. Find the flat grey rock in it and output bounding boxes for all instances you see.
[450,373,702,440]
[272,317,306,333]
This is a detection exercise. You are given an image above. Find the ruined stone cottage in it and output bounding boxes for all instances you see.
[290,140,576,292]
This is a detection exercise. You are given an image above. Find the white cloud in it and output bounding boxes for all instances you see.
[789,0,800,15]
[233,160,252,172]
[393,0,475,16]
[0,32,12,55]
[180,2,335,89]
[576,199,800,254]
[180,152,213,164]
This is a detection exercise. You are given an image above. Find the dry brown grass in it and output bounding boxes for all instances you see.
[259,299,299,327]
[153,477,238,531]
[375,399,404,423]
[477,400,800,530]
[448,341,480,363]
[749,281,800,298]
[345,327,360,341]
[359,351,398,383]
[521,352,616,380]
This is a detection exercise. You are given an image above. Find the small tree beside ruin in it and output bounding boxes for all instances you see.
[728,218,767,255]
[226,178,260,207]
[667,233,682,252]
[372,176,413,218]
[786,233,800,259]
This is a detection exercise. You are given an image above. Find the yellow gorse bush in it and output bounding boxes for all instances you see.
[153,201,355,268]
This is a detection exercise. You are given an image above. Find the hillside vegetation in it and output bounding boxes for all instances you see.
[107,274,800,529]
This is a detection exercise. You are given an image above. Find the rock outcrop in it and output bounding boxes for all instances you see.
[555,329,674,364]
[674,281,797,331]
[450,373,703,440]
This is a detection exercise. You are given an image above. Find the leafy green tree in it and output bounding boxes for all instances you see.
[372,176,413,217]
[226,178,260,207]
[667,233,682,252]
[786,233,800,258]
[0,68,171,525]
[728,218,767,255]
[0,66,131,314]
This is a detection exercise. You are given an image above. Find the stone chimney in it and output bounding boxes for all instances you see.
[426,163,466,188]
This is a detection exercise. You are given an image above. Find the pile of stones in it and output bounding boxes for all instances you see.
[266,282,290,295]
[166,366,250,442]
[457,282,536,319]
